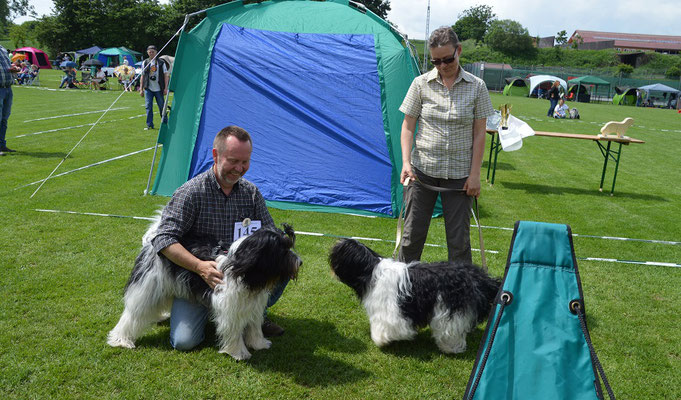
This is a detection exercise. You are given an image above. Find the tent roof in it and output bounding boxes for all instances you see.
[638,83,680,93]
[528,75,567,94]
[13,46,47,54]
[75,46,103,55]
[119,46,142,56]
[568,75,610,86]
[97,47,136,56]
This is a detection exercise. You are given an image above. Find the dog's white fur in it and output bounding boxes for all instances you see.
[362,259,475,353]
[107,218,301,361]
[107,236,272,360]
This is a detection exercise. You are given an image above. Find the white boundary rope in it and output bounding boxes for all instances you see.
[13,147,154,190]
[31,208,681,268]
[23,107,129,122]
[13,114,144,138]
[31,209,497,254]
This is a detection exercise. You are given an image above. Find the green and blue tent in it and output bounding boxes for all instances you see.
[150,0,421,217]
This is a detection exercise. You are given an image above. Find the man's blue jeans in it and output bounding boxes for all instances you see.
[144,89,166,128]
[169,279,289,350]
[0,87,13,148]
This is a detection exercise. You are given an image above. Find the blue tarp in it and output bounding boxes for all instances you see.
[75,46,103,55]
[189,24,392,214]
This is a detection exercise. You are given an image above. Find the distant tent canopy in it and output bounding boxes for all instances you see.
[502,77,529,97]
[612,86,637,106]
[95,47,139,67]
[567,85,590,102]
[639,83,681,107]
[528,75,567,98]
[12,47,51,69]
[150,0,420,217]
[567,75,610,103]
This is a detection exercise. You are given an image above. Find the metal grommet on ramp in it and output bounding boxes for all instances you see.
[569,299,582,314]
[500,291,513,305]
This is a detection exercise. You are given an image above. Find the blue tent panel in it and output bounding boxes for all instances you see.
[189,24,392,214]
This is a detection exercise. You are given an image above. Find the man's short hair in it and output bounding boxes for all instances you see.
[147,45,157,51]
[429,26,460,49]
[214,126,252,152]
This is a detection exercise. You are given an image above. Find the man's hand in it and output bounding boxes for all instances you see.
[196,260,223,289]
[139,89,144,98]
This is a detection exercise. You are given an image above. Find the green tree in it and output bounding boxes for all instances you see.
[484,19,536,58]
[617,63,634,76]
[1,0,35,35]
[36,0,165,56]
[452,4,495,43]
[664,65,680,78]
[556,30,567,45]
[357,0,390,20]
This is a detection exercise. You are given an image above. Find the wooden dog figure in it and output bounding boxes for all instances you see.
[599,118,634,139]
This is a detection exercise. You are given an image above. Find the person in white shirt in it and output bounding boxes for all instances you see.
[553,97,569,119]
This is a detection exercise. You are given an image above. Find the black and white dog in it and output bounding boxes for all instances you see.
[329,239,500,353]
[107,220,301,360]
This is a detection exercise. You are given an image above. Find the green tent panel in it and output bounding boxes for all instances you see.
[152,0,421,217]
[502,77,529,97]
[612,86,637,106]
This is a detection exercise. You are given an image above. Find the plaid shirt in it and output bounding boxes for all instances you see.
[400,67,494,179]
[152,167,274,254]
[0,46,14,87]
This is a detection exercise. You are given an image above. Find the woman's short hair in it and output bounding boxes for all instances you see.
[429,26,460,49]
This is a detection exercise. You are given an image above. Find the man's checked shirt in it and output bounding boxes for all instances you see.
[152,167,274,254]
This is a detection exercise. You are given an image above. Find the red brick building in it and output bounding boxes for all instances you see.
[569,30,681,54]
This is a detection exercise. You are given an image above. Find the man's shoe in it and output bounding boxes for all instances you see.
[143,126,153,131]
[0,151,5,156]
[0,146,16,152]
[262,318,284,337]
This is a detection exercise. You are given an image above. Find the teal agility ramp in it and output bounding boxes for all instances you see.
[464,221,615,400]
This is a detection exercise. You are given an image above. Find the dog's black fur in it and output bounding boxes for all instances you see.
[329,238,500,328]
[126,224,299,307]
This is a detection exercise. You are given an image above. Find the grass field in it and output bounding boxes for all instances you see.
[1,68,680,399]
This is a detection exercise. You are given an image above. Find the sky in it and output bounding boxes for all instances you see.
[16,0,681,40]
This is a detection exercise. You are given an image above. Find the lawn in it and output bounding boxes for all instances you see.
[1,68,680,399]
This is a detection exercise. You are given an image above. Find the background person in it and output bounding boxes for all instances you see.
[398,26,494,264]
[139,45,169,130]
[0,44,20,156]
[151,126,288,350]
[553,97,569,118]
[92,65,106,90]
[547,80,561,117]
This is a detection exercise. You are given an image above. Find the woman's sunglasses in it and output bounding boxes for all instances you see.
[431,53,457,66]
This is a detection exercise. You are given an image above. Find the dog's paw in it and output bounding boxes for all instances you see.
[219,346,252,361]
[248,338,272,351]
[435,338,467,354]
[107,335,136,349]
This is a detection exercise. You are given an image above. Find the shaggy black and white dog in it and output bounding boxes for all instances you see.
[329,239,500,353]
[107,220,301,360]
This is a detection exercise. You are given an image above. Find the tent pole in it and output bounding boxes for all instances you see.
[144,13,195,196]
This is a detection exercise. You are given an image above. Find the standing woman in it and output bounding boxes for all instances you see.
[547,80,561,117]
[398,26,494,264]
